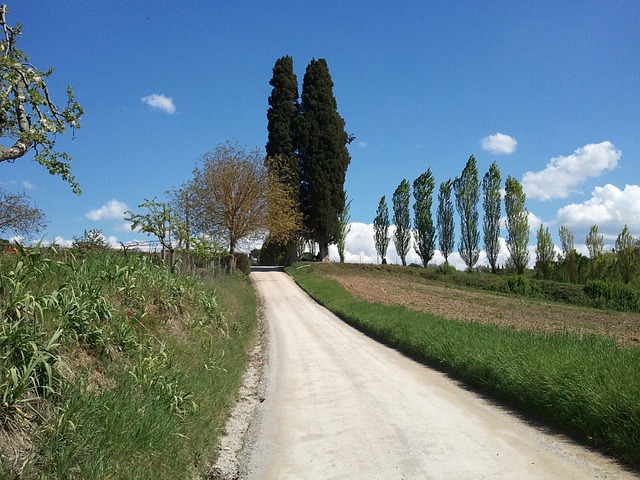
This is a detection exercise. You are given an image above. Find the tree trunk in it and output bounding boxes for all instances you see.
[287,240,299,265]
[318,242,329,262]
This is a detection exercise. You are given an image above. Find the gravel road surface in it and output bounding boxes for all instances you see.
[240,268,637,479]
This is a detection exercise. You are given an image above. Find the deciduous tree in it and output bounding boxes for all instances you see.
[454,156,480,270]
[0,187,46,239]
[0,5,83,193]
[482,162,501,273]
[189,142,269,260]
[437,180,455,264]
[585,224,604,280]
[504,176,529,274]
[337,198,351,263]
[373,196,390,264]
[126,198,185,271]
[392,179,411,266]
[535,224,554,279]
[412,168,436,267]
[559,225,577,283]
[297,58,351,260]
[615,225,638,284]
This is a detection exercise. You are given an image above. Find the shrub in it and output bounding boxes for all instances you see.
[584,280,640,312]
[233,252,252,275]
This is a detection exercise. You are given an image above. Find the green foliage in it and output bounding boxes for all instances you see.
[0,6,84,193]
[454,156,480,270]
[504,176,529,275]
[0,248,258,478]
[412,168,436,267]
[259,236,289,266]
[436,179,455,264]
[289,265,640,466]
[535,224,555,280]
[586,225,605,281]
[72,228,109,254]
[584,280,640,312]
[392,179,411,266]
[337,198,352,263]
[266,55,300,194]
[482,162,501,273]
[297,58,351,250]
[232,252,252,275]
[615,225,639,284]
[373,196,390,263]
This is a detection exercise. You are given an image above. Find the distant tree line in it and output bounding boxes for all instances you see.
[373,157,640,288]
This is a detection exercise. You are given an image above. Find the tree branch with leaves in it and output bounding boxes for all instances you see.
[0,4,83,193]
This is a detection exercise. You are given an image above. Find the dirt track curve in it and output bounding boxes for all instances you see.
[238,268,637,479]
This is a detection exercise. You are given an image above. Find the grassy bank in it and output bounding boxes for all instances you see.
[1,248,258,478]
[288,263,640,468]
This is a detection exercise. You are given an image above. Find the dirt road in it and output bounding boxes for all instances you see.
[241,268,636,479]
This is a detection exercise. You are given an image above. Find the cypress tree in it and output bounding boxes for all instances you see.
[266,55,300,193]
[297,58,352,260]
[265,56,301,262]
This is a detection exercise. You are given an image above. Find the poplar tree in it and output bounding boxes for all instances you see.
[559,225,577,283]
[437,180,455,265]
[392,179,411,266]
[337,198,351,263]
[297,58,351,260]
[482,162,502,273]
[413,168,436,267]
[373,196,390,264]
[504,176,529,274]
[535,224,554,279]
[454,156,480,270]
[615,225,638,284]
[585,225,604,280]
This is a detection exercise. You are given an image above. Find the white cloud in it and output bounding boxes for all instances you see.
[86,199,129,221]
[358,141,368,149]
[481,132,517,155]
[22,180,36,190]
[556,184,640,235]
[522,141,620,201]
[141,93,176,114]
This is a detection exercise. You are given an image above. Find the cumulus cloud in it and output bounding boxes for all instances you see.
[86,199,129,222]
[556,184,640,235]
[325,222,529,270]
[141,93,177,114]
[481,133,517,155]
[522,141,621,201]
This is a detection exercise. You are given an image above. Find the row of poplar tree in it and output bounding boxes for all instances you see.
[373,155,640,285]
[373,156,531,274]
[264,56,352,262]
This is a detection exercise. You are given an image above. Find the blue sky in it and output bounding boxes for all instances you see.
[2,1,639,267]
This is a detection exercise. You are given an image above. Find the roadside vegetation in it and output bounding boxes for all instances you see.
[288,262,640,468]
[0,246,257,478]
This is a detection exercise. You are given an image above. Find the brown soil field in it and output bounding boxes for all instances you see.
[316,264,640,348]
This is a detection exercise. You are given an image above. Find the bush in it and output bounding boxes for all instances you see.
[584,280,640,312]
[233,252,252,275]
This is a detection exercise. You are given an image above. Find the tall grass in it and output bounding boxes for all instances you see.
[1,247,257,478]
[288,264,640,468]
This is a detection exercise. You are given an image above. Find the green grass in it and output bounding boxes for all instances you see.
[288,263,640,468]
[1,248,257,478]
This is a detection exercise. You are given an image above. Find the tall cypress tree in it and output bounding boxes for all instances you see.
[266,55,300,192]
[265,56,301,262]
[297,58,351,259]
